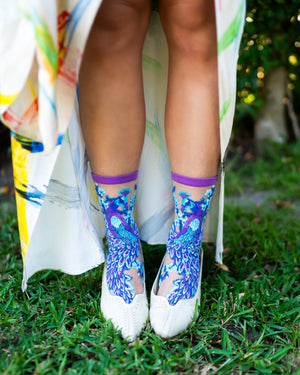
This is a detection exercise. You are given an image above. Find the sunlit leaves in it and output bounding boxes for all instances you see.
[235,0,300,123]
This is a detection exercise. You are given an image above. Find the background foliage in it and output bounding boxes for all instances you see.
[235,0,300,137]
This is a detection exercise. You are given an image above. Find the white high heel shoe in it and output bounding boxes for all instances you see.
[101,264,149,342]
[150,249,203,338]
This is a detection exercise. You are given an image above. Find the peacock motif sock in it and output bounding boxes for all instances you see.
[158,173,217,306]
[92,171,144,304]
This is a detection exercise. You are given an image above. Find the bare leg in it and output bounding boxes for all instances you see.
[79,0,151,299]
[79,0,151,176]
[158,0,219,297]
[160,0,220,181]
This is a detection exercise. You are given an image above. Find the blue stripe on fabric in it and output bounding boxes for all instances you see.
[65,0,92,56]
[16,185,45,208]
[11,132,64,153]
[38,83,57,114]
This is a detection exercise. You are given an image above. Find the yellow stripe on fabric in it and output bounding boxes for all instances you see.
[0,92,19,106]
[27,78,37,100]
[31,7,58,84]
[11,135,30,259]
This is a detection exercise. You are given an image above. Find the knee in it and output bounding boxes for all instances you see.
[88,0,151,54]
[160,2,217,58]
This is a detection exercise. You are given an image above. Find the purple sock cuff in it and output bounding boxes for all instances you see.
[92,171,138,185]
[171,172,218,187]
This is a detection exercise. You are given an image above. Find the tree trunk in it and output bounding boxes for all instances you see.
[255,67,288,144]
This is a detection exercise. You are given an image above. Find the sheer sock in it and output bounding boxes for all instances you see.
[92,171,144,304]
[157,173,217,306]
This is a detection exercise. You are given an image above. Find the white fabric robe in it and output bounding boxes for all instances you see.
[0,0,246,290]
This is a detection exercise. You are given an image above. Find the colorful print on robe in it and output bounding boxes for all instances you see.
[0,0,246,289]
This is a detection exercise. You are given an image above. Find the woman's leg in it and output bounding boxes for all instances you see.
[79,0,151,299]
[79,0,151,341]
[79,0,151,178]
[157,0,219,298]
[160,0,220,180]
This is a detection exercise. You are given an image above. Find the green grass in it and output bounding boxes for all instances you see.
[0,142,299,374]
[225,140,300,201]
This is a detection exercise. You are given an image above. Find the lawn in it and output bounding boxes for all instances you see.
[0,141,299,374]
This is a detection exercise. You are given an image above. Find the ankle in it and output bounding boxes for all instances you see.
[156,172,217,304]
[92,171,144,303]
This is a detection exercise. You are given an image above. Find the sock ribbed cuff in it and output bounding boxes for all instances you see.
[91,171,138,185]
[171,172,218,187]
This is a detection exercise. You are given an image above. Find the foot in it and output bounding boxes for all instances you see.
[105,212,144,304]
[149,250,203,338]
[96,185,144,304]
[157,186,215,305]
